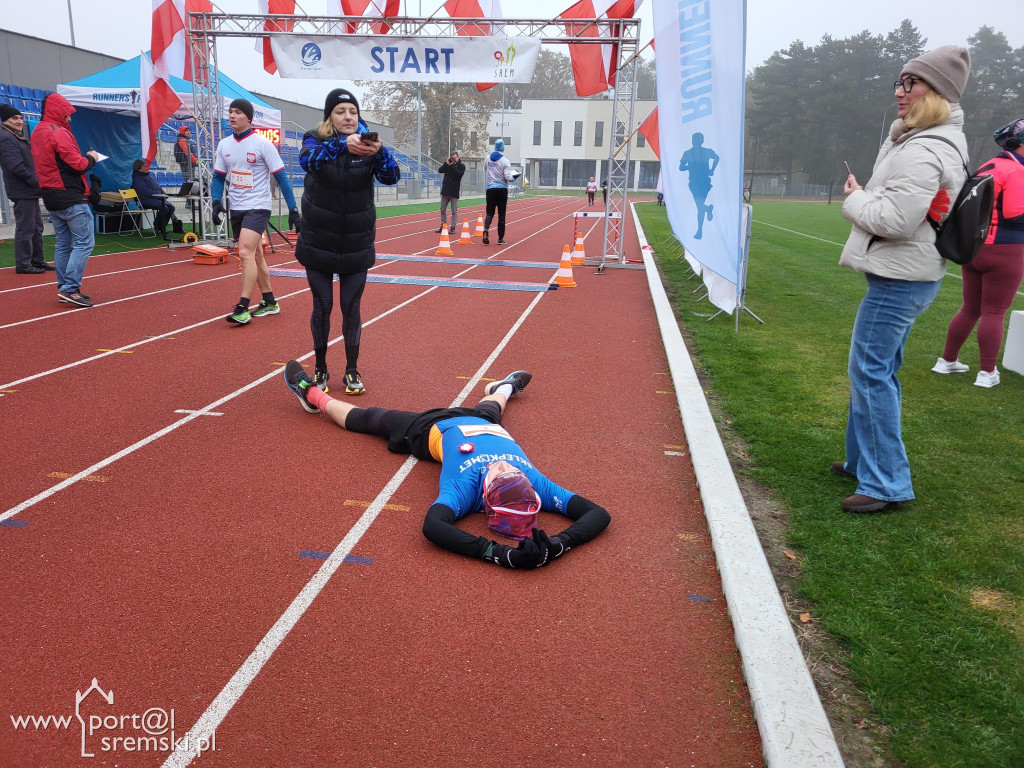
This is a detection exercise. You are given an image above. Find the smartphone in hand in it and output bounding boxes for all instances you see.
[843,160,853,177]
[360,132,378,142]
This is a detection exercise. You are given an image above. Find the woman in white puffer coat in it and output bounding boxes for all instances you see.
[833,46,971,514]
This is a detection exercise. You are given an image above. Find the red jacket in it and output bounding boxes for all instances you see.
[29,93,95,211]
[978,152,1024,245]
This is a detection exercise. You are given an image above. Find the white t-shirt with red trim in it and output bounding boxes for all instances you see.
[213,130,284,211]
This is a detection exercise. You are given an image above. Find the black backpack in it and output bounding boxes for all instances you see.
[173,138,187,164]
[917,134,995,265]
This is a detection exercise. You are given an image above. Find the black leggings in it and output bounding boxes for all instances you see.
[306,269,366,371]
[344,400,503,447]
[484,188,509,239]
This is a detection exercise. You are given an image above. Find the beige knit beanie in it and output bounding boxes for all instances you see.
[901,45,971,103]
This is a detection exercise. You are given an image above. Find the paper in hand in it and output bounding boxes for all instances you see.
[94,152,109,162]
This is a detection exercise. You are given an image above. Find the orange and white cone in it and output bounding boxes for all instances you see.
[571,232,586,266]
[459,221,472,245]
[261,231,270,247]
[554,245,577,288]
[435,229,454,256]
[474,214,485,238]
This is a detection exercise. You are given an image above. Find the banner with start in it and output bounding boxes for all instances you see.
[270,35,541,83]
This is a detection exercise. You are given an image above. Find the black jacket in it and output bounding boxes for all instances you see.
[295,131,378,274]
[0,123,41,199]
[438,159,465,198]
[131,168,165,203]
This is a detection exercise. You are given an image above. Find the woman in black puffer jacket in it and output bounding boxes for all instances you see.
[296,88,400,396]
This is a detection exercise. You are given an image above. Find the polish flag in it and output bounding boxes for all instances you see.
[328,0,401,35]
[255,0,296,75]
[638,107,659,159]
[444,0,503,90]
[152,0,211,82]
[560,0,644,97]
[140,54,183,169]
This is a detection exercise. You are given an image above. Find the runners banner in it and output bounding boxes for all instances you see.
[269,35,541,83]
[652,0,746,314]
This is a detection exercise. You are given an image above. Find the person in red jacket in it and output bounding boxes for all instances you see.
[933,117,1024,388]
[29,93,99,308]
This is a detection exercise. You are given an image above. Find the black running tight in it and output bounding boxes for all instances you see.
[484,188,509,240]
[306,269,366,371]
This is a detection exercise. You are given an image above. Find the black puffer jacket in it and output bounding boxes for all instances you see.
[295,130,377,274]
[0,123,41,199]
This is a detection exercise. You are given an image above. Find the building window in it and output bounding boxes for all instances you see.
[470,130,477,147]
[533,121,542,145]
[637,132,646,148]
[594,121,604,147]
[638,161,660,189]
[563,159,592,188]
[574,121,583,146]
[537,159,557,186]
[553,121,562,147]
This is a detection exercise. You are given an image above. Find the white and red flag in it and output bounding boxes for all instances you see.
[139,54,183,169]
[256,0,297,75]
[444,0,503,90]
[151,0,211,81]
[559,0,643,97]
[638,107,659,159]
[327,0,401,35]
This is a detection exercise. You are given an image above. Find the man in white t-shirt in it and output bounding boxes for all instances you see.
[211,98,299,325]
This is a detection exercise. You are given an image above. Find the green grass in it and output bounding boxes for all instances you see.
[638,200,1024,768]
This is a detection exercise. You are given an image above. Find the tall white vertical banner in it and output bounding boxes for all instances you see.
[653,0,746,314]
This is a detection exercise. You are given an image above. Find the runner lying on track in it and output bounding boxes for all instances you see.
[284,364,611,568]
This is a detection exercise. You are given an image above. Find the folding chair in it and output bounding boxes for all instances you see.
[117,189,157,238]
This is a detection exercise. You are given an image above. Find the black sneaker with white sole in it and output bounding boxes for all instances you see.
[284,360,320,413]
[57,290,93,307]
[484,370,532,397]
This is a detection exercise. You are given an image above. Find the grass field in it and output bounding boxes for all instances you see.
[638,200,1024,767]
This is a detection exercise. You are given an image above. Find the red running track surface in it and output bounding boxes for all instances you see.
[0,196,762,767]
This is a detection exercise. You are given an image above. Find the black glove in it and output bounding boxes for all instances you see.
[288,208,300,232]
[211,200,225,226]
[535,530,569,565]
[488,529,550,569]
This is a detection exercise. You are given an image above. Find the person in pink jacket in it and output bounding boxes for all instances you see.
[933,117,1024,388]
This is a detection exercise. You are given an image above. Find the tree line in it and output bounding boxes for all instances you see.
[746,21,1023,188]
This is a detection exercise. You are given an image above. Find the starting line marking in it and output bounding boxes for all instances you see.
[269,268,555,293]
[377,253,558,269]
[299,551,376,564]
[47,472,109,482]
[343,499,410,512]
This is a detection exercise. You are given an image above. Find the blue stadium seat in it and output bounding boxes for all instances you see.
[0,84,9,97]
[32,88,44,101]
[171,172,183,185]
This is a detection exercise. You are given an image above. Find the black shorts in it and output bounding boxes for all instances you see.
[230,209,271,241]
[388,403,503,461]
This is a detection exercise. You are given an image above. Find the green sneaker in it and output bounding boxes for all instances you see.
[284,360,319,413]
[251,300,280,317]
[226,307,251,324]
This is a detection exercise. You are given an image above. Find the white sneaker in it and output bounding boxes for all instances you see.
[932,357,969,374]
[974,368,1000,388]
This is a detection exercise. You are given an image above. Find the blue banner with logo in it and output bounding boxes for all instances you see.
[653,0,746,313]
[270,35,541,83]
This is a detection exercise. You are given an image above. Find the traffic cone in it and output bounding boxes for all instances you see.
[459,221,472,245]
[572,232,586,266]
[554,245,577,288]
[435,228,454,256]
[474,214,485,238]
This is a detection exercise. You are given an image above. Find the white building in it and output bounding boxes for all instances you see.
[495,98,660,192]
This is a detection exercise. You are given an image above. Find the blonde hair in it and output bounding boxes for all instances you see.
[904,88,951,131]
[315,118,339,141]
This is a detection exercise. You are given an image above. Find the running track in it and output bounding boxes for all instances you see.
[0,196,763,767]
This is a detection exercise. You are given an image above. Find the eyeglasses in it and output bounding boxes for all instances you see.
[893,76,920,94]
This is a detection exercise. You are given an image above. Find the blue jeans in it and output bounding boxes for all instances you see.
[845,273,942,502]
[49,203,95,293]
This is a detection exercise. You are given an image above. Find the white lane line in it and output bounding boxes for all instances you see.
[0,285,309,390]
[0,257,196,295]
[160,287,549,768]
[0,286,435,524]
[174,410,223,416]
[0,257,300,330]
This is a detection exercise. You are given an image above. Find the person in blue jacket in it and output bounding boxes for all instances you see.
[283,364,611,568]
[131,158,175,235]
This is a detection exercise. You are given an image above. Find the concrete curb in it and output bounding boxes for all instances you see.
[631,203,845,768]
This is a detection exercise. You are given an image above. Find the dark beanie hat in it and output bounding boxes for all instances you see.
[0,103,23,122]
[229,98,254,122]
[323,88,359,119]
[901,45,971,103]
